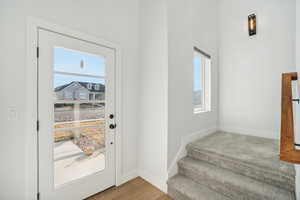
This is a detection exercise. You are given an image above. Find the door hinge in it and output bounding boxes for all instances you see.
[37,192,40,200]
[37,120,40,131]
[37,47,39,58]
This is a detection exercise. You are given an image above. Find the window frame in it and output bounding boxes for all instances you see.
[79,92,87,100]
[94,84,100,90]
[89,93,94,100]
[87,83,92,90]
[64,91,73,100]
[193,47,211,114]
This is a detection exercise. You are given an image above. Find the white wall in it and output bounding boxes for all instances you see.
[138,0,219,191]
[167,0,219,169]
[218,0,296,139]
[296,0,300,143]
[138,0,169,192]
[0,0,140,199]
[295,0,300,199]
[0,1,27,199]
[297,0,300,77]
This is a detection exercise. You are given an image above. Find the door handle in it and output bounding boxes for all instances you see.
[109,124,116,129]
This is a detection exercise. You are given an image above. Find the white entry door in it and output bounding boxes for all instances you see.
[38,29,116,200]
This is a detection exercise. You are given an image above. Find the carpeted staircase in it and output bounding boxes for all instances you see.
[167,132,296,200]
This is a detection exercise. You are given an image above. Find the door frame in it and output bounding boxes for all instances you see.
[26,17,123,200]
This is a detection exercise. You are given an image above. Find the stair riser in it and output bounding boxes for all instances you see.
[168,175,233,200]
[187,148,295,192]
[168,186,192,200]
[179,166,295,200]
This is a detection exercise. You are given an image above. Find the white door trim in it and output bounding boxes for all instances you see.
[26,17,123,200]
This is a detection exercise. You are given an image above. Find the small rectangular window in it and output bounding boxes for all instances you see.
[193,47,211,113]
[89,93,94,100]
[79,92,87,100]
[64,91,73,100]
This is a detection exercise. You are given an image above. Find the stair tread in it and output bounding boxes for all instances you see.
[187,131,295,179]
[168,175,231,200]
[179,157,295,200]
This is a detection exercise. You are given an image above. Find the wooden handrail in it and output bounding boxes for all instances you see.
[280,72,300,164]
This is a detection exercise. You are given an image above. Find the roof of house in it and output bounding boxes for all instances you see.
[55,81,105,92]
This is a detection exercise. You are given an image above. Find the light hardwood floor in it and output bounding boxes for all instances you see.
[86,177,172,200]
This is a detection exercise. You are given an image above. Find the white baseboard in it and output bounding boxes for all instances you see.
[118,170,138,186]
[218,126,278,139]
[167,127,218,178]
[138,169,168,193]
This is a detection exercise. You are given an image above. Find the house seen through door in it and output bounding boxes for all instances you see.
[38,29,116,200]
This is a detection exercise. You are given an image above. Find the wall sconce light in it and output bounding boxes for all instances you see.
[248,14,256,36]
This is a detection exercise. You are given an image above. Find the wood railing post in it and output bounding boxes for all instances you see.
[280,72,300,164]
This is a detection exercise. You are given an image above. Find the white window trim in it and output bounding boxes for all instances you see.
[94,84,100,90]
[193,47,211,114]
[79,92,87,100]
[87,83,93,90]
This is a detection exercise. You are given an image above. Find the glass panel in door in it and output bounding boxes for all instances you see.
[53,47,107,187]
